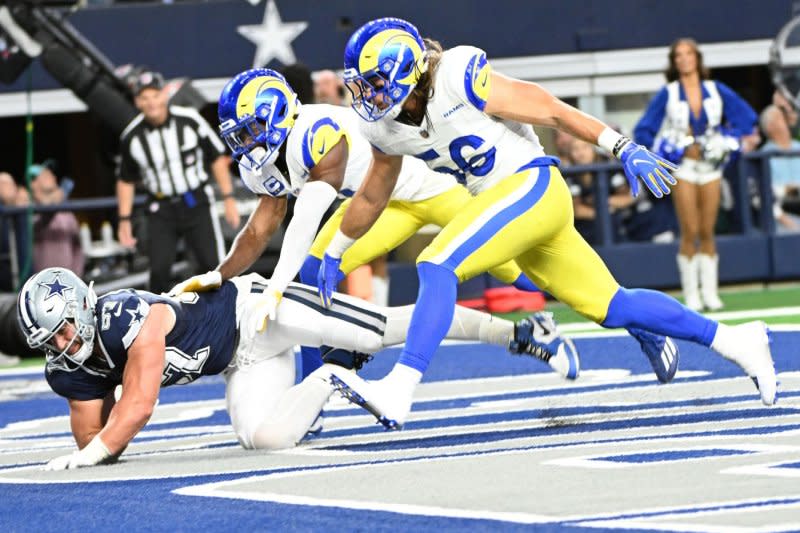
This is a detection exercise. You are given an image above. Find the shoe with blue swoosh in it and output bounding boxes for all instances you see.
[327,370,402,430]
[628,328,679,383]
[509,312,580,380]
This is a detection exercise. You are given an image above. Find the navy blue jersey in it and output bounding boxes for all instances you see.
[46,281,240,401]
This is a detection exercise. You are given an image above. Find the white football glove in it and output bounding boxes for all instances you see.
[44,436,111,471]
[168,270,222,297]
[243,289,283,336]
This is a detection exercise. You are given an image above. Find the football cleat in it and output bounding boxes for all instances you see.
[627,328,679,383]
[329,374,402,430]
[509,312,580,380]
[302,411,325,441]
[717,321,777,406]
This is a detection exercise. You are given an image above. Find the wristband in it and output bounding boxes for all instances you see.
[81,434,112,464]
[119,215,132,221]
[597,127,631,158]
[222,192,235,199]
[326,229,356,259]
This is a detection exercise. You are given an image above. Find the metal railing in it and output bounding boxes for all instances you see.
[559,149,799,246]
[0,194,146,290]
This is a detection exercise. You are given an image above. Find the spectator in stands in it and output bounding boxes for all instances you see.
[313,70,347,106]
[0,172,20,291]
[773,89,800,140]
[564,139,632,244]
[29,163,84,276]
[0,172,17,206]
[554,129,575,166]
[760,104,800,232]
[634,38,758,312]
[279,63,315,105]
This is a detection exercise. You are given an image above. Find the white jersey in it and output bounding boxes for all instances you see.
[358,46,547,195]
[238,103,455,201]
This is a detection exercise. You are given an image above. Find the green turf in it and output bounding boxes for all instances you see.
[3,284,799,371]
[498,284,800,325]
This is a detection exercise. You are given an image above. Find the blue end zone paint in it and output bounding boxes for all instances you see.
[355,331,799,383]
[598,448,752,463]
[1,332,798,532]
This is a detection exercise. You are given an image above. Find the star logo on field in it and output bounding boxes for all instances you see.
[40,276,72,301]
[237,0,308,68]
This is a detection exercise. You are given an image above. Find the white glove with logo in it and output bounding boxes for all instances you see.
[243,288,283,336]
[44,435,112,471]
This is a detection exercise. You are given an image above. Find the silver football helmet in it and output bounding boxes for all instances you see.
[17,268,98,371]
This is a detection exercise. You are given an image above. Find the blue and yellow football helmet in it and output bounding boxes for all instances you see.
[343,18,427,122]
[218,68,300,169]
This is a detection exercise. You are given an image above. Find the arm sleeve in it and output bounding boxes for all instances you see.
[716,81,758,136]
[267,180,338,293]
[633,87,669,148]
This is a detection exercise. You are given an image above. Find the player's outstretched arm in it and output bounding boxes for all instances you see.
[44,306,172,470]
[317,148,402,306]
[66,392,115,450]
[484,72,678,198]
[96,305,172,452]
[243,139,346,333]
[218,194,288,280]
[170,194,288,296]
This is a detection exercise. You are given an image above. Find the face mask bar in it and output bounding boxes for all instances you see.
[42,318,96,372]
[344,68,398,122]
[220,105,288,171]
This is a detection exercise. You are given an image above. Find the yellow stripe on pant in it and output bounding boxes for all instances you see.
[308,185,526,284]
[417,164,620,322]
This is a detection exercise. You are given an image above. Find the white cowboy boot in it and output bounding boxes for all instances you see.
[677,254,703,311]
[698,253,724,311]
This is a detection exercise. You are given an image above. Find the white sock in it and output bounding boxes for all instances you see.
[382,363,423,393]
[371,275,389,307]
[449,306,514,347]
[710,322,734,358]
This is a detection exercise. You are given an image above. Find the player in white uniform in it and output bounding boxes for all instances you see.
[171,69,576,383]
[19,267,541,468]
[315,18,776,428]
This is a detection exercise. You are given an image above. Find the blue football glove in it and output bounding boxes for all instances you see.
[317,253,343,308]
[618,141,679,198]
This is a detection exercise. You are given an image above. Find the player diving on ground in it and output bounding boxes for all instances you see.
[17,267,564,469]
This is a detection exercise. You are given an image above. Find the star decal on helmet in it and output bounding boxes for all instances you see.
[40,276,73,301]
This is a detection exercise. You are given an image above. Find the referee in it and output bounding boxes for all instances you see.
[116,70,241,293]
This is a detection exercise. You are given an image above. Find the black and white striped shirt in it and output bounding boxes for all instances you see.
[117,106,226,197]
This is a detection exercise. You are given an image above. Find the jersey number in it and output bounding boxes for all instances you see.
[100,301,123,331]
[162,346,211,386]
[262,176,286,196]
[424,135,496,185]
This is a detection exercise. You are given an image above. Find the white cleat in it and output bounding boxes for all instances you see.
[325,366,411,430]
[718,321,777,406]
